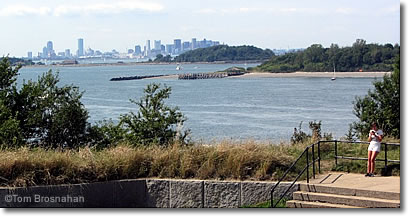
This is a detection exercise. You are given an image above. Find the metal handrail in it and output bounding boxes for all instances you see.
[270,142,320,208]
[332,140,400,174]
[270,140,400,208]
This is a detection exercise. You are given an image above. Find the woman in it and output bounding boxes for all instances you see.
[366,122,383,177]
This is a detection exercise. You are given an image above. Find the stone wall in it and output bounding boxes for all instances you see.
[0,179,298,208]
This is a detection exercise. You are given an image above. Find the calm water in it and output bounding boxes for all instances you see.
[18,63,377,141]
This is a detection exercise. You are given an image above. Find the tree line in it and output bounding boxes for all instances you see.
[253,39,399,72]
[170,45,274,62]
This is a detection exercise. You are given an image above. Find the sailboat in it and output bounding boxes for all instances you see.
[331,64,336,81]
[176,64,182,70]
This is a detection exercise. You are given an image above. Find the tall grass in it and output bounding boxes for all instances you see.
[0,140,311,187]
[0,139,399,187]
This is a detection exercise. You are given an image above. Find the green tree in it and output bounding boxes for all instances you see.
[120,83,188,146]
[0,57,24,148]
[15,71,89,149]
[352,55,400,138]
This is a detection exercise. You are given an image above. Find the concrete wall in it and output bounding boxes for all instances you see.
[0,179,298,208]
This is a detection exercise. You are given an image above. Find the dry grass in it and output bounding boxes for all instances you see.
[0,139,399,187]
[0,140,312,187]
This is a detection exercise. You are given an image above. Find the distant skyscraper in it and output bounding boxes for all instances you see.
[154,40,161,51]
[65,49,71,58]
[47,41,54,56]
[42,46,48,58]
[135,45,142,55]
[78,38,84,57]
[191,38,197,50]
[174,39,181,54]
[27,52,32,59]
[182,42,191,51]
[146,40,151,56]
[166,44,174,54]
[161,45,165,52]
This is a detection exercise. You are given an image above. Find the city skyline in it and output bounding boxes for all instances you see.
[0,0,400,57]
[27,37,222,60]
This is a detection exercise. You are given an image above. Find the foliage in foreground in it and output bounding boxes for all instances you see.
[0,137,400,187]
[0,141,305,187]
[0,57,89,149]
[352,55,400,139]
[1,57,188,149]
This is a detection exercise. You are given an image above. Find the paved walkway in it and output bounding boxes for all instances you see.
[305,172,400,194]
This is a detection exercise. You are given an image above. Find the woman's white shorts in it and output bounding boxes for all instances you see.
[368,142,381,152]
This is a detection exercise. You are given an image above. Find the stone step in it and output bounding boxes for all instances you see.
[299,183,400,200]
[286,200,363,208]
[293,191,400,208]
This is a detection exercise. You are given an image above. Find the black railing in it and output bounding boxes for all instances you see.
[270,140,400,208]
[270,141,321,208]
[325,140,400,174]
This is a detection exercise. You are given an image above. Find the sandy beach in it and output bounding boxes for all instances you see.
[231,71,391,78]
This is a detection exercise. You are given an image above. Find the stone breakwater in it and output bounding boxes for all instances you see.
[110,74,168,81]
[0,179,298,208]
[178,71,245,80]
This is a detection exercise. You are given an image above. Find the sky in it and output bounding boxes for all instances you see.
[0,0,400,57]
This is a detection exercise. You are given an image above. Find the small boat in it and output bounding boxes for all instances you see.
[176,65,182,70]
[331,64,336,81]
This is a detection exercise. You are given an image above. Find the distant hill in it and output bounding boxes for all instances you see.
[252,39,400,73]
[0,57,34,66]
[173,45,274,62]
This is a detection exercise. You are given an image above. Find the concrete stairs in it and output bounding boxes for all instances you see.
[287,173,400,208]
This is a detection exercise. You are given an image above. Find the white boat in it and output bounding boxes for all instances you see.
[331,64,336,81]
[176,66,182,70]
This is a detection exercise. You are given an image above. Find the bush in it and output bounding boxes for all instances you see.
[120,83,189,147]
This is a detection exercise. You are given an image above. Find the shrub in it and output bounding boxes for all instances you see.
[120,83,189,147]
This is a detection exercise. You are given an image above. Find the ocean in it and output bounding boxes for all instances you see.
[18,63,377,142]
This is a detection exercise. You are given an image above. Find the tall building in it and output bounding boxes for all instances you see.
[47,41,54,56]
[27,52,32,59]
[174,39,181,54]
[146,40,151,56]
[135,45,142,55]
[78,38,84,57]
[191,38,197,50]
[182,42,191,51]
[65,49,71,58]
[166,44,174,54]
[42,46,48,58]
[154,40,161,51]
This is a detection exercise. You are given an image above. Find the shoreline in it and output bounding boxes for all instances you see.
[147,71,391,80]
[231,71,391,78]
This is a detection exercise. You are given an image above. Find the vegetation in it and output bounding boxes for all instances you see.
[0,57,34,66]
[153,54,172,62]
[0,57,89,149]
[253,39,399,72]
[0,57,188,150]
[290,121,333,144]
[119,83,189,147]
[173,45,274,62]
[351,55,400,139]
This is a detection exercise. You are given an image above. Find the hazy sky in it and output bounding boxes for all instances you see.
[0,0,400,57]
